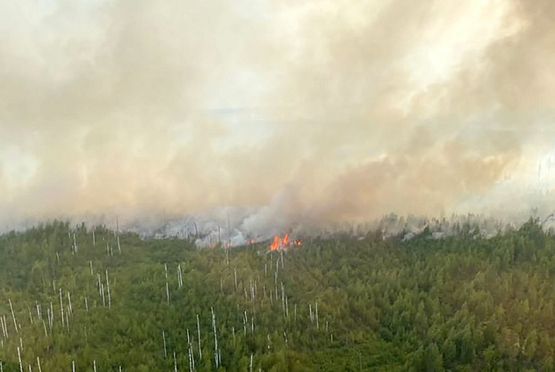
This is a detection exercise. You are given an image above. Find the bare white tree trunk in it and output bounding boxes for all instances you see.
[243,310,247,336]
[73,233,78,254]
[65,306,70,329]
[196,314,202,360]
[177,264,183,288]
[59,289,64,328]
[27,307,33,325]
[9,299,18,333]
[1,314,8,338]
[35,302,41,320]
[211,308,219,368]
[17,346,23,372]
[234,268,238,291]
[49,302,54,330]
[106,270,112,309]
[162,330,168,359]
[67,292,73,316]
[187,328,195,371]
[97,274,102,296]
[101,283,106,307]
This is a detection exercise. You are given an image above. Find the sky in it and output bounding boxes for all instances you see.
[0,0,554,233]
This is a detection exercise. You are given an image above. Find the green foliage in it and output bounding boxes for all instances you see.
[0,220,554,370]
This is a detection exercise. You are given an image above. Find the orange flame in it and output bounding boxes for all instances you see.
[269,234,301,251]
[283,234,290,247]
[270,236,281,251]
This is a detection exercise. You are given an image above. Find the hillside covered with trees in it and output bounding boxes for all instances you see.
[0,219,554,371]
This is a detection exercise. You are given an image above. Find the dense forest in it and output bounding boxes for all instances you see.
[0,219,554,371]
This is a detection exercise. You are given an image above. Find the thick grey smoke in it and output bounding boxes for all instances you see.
[0,0,554,238]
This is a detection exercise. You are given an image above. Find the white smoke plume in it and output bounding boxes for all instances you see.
[0,1,555,241]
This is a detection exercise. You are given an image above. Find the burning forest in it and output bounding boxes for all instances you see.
[2,0,555,370]
[269,234,302,252]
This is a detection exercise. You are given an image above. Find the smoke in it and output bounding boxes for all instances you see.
[0,0,554,237]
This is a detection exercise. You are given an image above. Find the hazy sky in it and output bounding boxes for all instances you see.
[1,0,554,230]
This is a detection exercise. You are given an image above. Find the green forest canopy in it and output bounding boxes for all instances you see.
[0,219,554,371]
